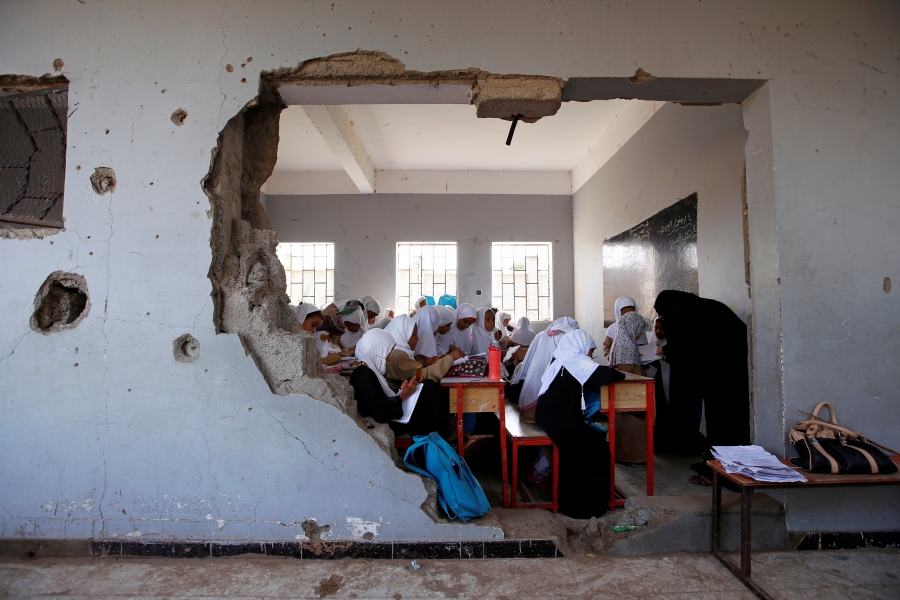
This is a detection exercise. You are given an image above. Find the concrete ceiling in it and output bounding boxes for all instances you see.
[267,98,662,196]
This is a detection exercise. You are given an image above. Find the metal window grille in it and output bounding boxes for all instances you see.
[396,243,457,314]
[0,87,68,228]
[276,242,335,308]
[491,243,553,321]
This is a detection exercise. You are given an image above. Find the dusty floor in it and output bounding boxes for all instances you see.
[0,549,897,599]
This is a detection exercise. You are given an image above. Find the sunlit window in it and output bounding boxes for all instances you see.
[396,243,457,314]
[276,242,335,308]
[491,243,552,321]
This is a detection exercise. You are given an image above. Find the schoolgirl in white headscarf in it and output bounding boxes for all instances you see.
[434,305,457,355]
[605,296,648,346]
[294,303,324,332]
[495,311,513,334]
[410,296,427,316]
[472,307,498,355]
[537,330,599,410]
[385,314,417,358]
[339,307,368,349]
[447,303,477,355]
[412,304,441,359]
[514,316,579,412]
[354,329,397,397]
[509,316,537,346]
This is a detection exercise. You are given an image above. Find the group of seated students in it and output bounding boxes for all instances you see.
[291,289,751,518]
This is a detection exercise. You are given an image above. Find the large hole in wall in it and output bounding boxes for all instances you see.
[200,52,563,464]
[30,271,90,334]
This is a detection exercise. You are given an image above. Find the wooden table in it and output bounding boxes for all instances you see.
[601,372,656,510]
[499,401,559,512]
[708,456,900,600]
[441,376,509,508]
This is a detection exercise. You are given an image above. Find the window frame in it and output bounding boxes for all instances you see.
[491,242,554,322]
[276,242,336,308]
[395,241,458,315]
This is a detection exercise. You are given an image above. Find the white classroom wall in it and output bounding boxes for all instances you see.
[267,193,575,324]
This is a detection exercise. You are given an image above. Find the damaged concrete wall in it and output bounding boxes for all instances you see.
[573,103,750,339]
[267,193,575,320]
[0,0,897,538]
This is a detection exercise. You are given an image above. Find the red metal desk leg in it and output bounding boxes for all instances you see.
[456,384,464,457]
[646,380,655,497]
[608,383,617,511]
[498,385,509,509]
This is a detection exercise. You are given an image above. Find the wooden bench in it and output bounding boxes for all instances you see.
[709,456,900,600]
[499,401,559,512]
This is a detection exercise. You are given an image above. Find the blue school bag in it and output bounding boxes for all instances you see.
[403,432,491,522]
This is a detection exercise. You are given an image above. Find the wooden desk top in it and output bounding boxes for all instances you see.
[707,456,900,489]
[612,371,654,382]
[441,377,506,385]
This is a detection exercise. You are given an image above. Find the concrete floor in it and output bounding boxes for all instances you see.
[1,549,897,599]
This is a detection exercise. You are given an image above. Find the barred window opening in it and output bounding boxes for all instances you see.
[277,242,335,308]
[0,87,68,228]
[491,242,553,322]
[396,242,457,314]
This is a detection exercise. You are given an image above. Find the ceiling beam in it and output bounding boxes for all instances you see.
[301,105,375,194]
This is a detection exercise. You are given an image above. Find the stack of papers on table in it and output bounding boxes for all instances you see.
[712,445,807,483]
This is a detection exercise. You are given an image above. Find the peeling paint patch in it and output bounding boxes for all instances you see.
[125,531,142,538]
[346,517,379,540]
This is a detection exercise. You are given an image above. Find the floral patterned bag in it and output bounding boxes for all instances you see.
[444,356,488,378]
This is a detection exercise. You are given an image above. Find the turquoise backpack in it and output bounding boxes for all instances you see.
[403,432,491,522]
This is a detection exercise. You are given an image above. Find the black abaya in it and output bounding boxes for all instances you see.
[654,291,751,452]
[349,366,449,438]
[535,365,625,519]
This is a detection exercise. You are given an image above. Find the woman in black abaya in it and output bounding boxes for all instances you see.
[653,290,751,481]
[535,330,625,518]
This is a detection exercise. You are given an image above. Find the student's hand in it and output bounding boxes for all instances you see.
[398,377,418,400]
[424,356,439,366]
[656,347,664,356]
[449,347,466,360]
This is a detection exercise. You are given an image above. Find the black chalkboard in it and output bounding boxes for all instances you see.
[603,193,699,328]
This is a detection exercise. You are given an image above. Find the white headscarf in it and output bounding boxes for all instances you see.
[472,307,498,355]
[510,316,537,346]
[435,305,457,354]
[496,311,513,332]
[359,295,382,323]
[413,305,441,358]
[354,329,397,397]
[410,296,427,315]
[294,303,322,329]
[606,296,648,345]
[537,330,599,407]
[514,316,580,411]
[339,307,368,349]
[447,303,477,355]
[385,314,417,358]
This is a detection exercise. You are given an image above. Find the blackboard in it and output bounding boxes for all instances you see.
[603,193,699,328]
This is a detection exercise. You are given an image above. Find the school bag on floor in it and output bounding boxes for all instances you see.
[403,432,491,522]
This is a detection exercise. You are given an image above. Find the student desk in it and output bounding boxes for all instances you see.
[708,456,900,600]
[441,376,509,508]
[601,372,656,510]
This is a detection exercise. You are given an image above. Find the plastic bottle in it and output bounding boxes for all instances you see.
[488,344,502,381]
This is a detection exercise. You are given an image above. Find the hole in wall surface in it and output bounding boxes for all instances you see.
[171,109,188,126]
[173,333,201,363]
[30,271,90,334]
[90,167,116,195]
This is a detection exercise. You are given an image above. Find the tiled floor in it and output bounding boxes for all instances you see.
[1,549,897,599]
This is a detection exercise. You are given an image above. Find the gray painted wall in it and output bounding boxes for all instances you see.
[0,0,897,538]
[573,103,750,344]
[268,194,575,322]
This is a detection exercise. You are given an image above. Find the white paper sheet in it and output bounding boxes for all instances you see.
[639,344,663,364]
[711,445,807,483]
[392,382,424,425]
[503,345,521,363]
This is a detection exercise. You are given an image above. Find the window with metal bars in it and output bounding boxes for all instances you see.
[396,243,457,314]
[276,242,335,308]
[0,86,68,228]
[491,242,553,322]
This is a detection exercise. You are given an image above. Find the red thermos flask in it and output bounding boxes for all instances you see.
[488,345,502,381]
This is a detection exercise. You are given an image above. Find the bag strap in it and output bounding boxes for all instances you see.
[811,402,837,425]
[799,419,861,440]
